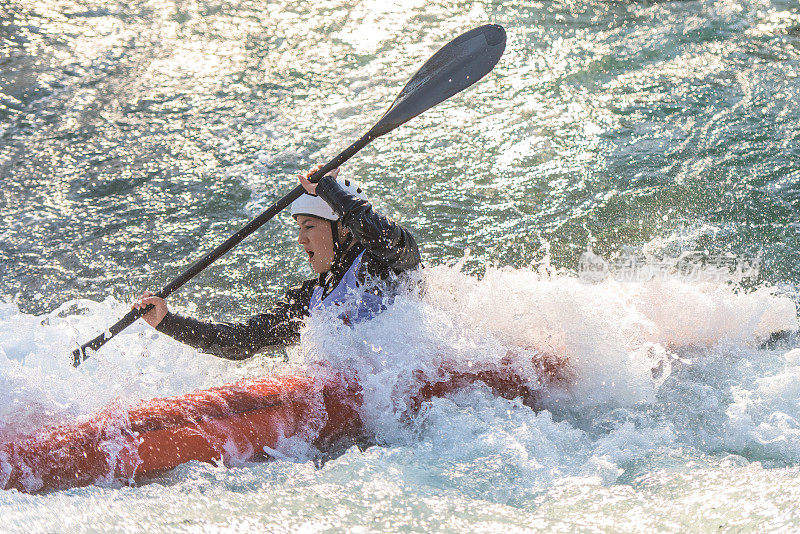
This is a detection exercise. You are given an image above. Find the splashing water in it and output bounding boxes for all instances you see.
[3,0,800,529]
[3,261,798,519]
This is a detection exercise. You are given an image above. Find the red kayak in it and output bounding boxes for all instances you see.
[0,357,566,494]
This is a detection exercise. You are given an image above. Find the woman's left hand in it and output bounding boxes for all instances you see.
[299,165,339,195]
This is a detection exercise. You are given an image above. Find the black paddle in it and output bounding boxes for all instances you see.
[72,24,506,367]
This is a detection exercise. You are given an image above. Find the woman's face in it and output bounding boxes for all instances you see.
[295,215,335,273]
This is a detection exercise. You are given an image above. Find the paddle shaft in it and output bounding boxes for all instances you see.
[72,132,375,366]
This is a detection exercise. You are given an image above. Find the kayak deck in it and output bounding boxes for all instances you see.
[0,358,564,493]
[0,375,361,493]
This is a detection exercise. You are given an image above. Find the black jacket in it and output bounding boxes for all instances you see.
[156,176,421,360]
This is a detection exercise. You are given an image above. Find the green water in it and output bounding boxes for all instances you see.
[2,0,798,316]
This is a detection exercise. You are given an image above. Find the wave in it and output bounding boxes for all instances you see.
[0,259,798,492]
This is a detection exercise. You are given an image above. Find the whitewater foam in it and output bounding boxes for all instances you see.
[0,261,798,497]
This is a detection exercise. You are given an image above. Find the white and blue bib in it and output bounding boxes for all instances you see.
[310,251,386,324]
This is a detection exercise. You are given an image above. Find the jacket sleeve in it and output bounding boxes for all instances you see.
[155,279,317,360]
[316,175,421,273]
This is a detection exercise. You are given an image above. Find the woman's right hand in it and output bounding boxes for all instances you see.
[133,291,169,328]
[299,165,339,195]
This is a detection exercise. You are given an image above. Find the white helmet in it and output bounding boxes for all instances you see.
[290,179,368,221]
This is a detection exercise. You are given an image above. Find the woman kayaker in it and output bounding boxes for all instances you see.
[133,166,421,360]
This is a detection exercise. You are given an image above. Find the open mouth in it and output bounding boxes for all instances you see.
[307,251,314,260]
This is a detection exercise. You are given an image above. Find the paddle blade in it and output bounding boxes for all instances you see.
[370,24,506,137]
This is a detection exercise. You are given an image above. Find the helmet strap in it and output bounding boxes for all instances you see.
[330,220,341,254]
